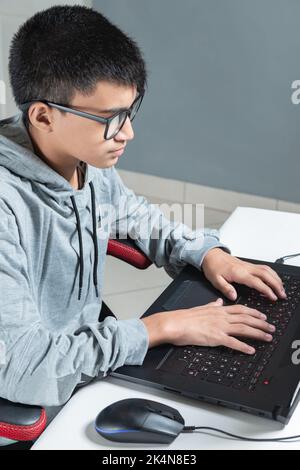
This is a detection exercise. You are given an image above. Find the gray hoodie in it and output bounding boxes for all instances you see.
[0,112,229,408]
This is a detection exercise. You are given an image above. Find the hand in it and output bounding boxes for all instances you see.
[202,248,287,302]
[142,299,276,354]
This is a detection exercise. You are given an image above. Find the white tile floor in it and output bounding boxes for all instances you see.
[102,204,230,320]
[143,195,230,229]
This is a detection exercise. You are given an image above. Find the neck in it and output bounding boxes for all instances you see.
[27,124,79,189]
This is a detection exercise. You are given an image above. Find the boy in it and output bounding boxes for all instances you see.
[0,5,285,411]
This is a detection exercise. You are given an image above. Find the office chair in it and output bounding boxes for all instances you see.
[0,236,152,448]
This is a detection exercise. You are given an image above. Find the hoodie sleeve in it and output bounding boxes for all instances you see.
[0,200,149,407]
[109,168,231,278]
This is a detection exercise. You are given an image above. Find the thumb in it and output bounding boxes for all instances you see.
[190,298,223,310]
[207,298,224,306]
[213,276,237,301]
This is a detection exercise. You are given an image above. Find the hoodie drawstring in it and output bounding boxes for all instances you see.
[70,181,99,301]
[89,181,99,299]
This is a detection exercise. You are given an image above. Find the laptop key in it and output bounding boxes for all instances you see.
[182,369,199,377]
[211,368,223,376]
[207,375,233,387]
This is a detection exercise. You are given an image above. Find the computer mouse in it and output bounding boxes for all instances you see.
[95,398,185,444]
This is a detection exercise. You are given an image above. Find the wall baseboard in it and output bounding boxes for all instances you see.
[118,169,300,214]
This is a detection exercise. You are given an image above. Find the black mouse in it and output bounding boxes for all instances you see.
[95,398,185,444]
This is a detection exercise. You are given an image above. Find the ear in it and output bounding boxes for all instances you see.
[27,102,54,133]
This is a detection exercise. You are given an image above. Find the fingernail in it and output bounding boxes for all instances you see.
[230,290,237,300]
[281,289,287,298]
[260,313,267,319]
[247,347,255,354]
[269,325,276,332]
[265,334,273,341]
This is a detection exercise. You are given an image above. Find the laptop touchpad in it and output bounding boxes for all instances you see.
[162,279,225,311]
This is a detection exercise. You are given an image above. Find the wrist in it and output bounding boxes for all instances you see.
[141,312,174,349]
[202,247,224,269]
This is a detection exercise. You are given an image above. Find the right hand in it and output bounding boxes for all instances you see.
[143,298,276,355]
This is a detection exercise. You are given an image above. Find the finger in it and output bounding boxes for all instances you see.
[256,264,283,285]
[227,314,276,333]
[225,304,267,320]
[221,335,256,355]
[211,275,237,301]
[229,324,273,343]
[253,266,287,299]
[240,274,278,301]
[191,298,223,310]
[207,298,224,306]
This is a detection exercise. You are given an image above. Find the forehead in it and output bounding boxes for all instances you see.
[70,81,137,112]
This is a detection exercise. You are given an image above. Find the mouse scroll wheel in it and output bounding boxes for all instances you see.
[147,407,175,420]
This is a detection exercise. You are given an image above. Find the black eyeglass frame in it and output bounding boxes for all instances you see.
[20,93,144,140]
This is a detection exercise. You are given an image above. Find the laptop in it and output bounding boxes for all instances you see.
[111,257,300,425]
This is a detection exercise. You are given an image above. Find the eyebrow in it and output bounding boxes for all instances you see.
[98,95,139,114]
[99,106,128,114]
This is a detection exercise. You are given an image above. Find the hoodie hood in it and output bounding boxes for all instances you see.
[0,113,101,301]
[0,113,93,193]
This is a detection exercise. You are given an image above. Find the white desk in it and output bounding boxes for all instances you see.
[32,207,300,450]
[220,206,300,264]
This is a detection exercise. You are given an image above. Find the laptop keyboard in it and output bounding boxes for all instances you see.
[158,274,300,392]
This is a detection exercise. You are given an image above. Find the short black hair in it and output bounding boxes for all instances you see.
[9,5,147,110]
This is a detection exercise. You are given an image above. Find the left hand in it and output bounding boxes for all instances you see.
[202,248,287,302]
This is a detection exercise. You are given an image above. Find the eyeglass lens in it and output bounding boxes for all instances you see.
[106,95,142,139]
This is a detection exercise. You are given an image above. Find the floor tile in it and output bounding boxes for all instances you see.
[133,194,230,230]
[103,286,170,320]
[103,255,171,295]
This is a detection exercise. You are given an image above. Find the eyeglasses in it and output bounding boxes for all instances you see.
[20,93,144,140]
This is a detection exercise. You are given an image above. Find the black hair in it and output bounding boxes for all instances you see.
[9,4,147,116]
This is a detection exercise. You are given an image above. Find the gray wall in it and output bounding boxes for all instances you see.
[94,0,300,203]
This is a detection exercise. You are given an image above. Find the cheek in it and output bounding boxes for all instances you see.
[55,117,116,166]
[72,129,113,165]
[62,120,106,153]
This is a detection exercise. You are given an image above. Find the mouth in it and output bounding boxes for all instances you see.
[110,146,126,157]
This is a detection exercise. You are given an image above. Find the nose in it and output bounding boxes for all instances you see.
[115,116,134,142]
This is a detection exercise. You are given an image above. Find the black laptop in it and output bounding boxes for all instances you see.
[111,257,300,425]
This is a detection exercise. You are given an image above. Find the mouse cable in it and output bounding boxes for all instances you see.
[275,253,300,264]
[182,426,300,442]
